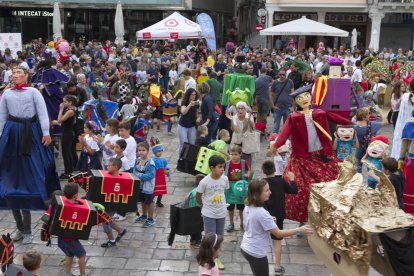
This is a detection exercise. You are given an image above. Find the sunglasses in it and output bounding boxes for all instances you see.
[279,74,286,76]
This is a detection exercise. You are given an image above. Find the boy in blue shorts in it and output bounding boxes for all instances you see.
[57,183,87,276]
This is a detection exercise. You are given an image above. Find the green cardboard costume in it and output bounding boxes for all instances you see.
[224,160,249,205]
[221,73,255,106]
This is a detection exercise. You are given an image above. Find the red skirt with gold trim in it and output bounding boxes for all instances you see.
[283,150,340,223]
[154,169,167,196]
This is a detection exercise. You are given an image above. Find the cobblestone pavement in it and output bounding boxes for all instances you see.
[0,117,394,276]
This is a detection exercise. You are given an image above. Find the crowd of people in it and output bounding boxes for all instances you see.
[0,36,413,276]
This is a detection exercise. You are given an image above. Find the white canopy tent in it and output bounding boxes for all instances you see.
[136,12,202,40]
[260,16,348,37]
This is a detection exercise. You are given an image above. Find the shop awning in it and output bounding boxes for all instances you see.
[136,12,202,40]
[260,16,349,37]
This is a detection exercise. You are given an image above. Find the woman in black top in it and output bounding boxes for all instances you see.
[56,95,78,179]
[178,88,199,154]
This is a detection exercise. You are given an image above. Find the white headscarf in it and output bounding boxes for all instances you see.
[391,92,414,158]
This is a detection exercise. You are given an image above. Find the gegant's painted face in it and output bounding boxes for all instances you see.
[336,127,355,142]
[295,92,311,109]
[367,141,388,159]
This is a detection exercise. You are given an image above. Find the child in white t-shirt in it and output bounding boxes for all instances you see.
[196,155,229,270]
[136,64,147,85]
[169,63,178,91]
[118,122,137,172]
[113,139,130,172]
[100,119,120,169]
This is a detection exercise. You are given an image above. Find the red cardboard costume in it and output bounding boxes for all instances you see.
[274,85,351,222]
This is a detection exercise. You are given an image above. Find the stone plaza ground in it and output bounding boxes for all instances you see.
[0,117,394,276]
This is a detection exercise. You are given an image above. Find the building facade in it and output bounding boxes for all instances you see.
[0,0,234,45]
[265,0,414,51]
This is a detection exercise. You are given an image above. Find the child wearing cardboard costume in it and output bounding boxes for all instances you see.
[100,158,127,248]
[363,135,390,189]
[57,183,87,276]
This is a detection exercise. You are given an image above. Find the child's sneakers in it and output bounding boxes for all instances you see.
[114,214,126,221]
[22,234,33,244]
[274,266,286,275]
[115,228,127,242]
[101,240,116,248]
[226,224,235,233]
[11,230,23,241]
[215,258,225,270]
[193,240,201,249]
[135,215,147,223]
[143,218,155,228]
[156,202,164,208]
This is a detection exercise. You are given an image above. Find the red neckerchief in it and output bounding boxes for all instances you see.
[12,83,28,90]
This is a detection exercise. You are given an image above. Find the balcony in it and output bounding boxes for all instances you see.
[376,0,414,12]
[377,0,414,2]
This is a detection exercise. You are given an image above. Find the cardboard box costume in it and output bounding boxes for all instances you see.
[86,170,140,212]
[176,142,200,175]
[49,196,97,240]
[308,160,414,276]
[195,147,228,175]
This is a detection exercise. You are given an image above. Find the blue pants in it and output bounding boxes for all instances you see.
[273,108,289,133]
[206,119,219,144]
[177,125,197,154]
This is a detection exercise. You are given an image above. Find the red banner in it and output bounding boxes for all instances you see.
[170,32,179,39]
[143,32,151,39]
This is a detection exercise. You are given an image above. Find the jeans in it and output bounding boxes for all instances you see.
[273,107,290,133]
[12,210,31,234]
[177,125,197,154]
[203,216,225,235]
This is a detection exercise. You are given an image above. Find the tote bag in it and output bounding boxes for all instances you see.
[242,122,260,154]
